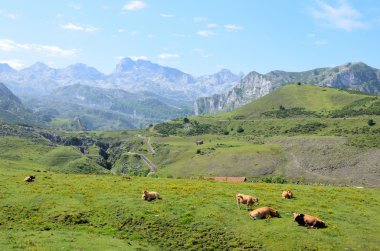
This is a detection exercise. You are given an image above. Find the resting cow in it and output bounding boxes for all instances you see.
[281,190,293,199]
[24,176,35,182]
[249,207,280,220]
[236,193,259,210]
[142,190,161,201]
[293,213,326,228]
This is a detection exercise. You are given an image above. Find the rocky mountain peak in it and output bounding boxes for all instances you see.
[0,63,16,73]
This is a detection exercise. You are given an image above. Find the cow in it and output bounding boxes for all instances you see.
[249,207,280,220]
[236,193,259,210]
[293,213,326,228]
[196,140,203,145]
[281,190,293,199]
[142,190,161,201]
[24,176,35,182]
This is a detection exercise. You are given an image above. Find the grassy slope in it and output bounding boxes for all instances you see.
[219,84,373,119]
[0,168,379,250]
[150,85,380,186]
[0,136,108,174]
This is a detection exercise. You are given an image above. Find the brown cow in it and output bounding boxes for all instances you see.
[293,213,326,228]
[249,207,280,220]
[236,193,259,210]
[24,176,35,182]
[142,190,161,201]
[282,190,293,199]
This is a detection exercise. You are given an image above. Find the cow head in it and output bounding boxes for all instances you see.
[293,213,305,225]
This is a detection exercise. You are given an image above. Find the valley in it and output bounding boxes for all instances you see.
[1,69,380,250]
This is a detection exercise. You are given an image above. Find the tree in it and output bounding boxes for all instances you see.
[183,117,190,124]
[279,105,286,110]
[237,126,244,133]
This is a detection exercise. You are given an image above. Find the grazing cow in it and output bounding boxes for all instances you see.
[249,207,280,220]
[281,190,293,199]
[196,140,203,145]
[24,176,35,182]
[236,193,259,210]
[142,190,161,201]
[293,213,326,228]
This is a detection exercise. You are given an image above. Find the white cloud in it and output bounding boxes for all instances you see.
[129,55,148,60]
[224,24,243,32]
[207,23,218,28]
[311,0,368,31]
[197,30,216,37]
[61,23,98,33]
[0,39,77,57]
[0,10,17,19]
[0,59,25,69]
[123,1,146,11]
[118,28,127,33]
[147,34,154,38]
[56,13,64,18]
[158,53,180,59]
[160,13,174,18]
[194,17,208,22]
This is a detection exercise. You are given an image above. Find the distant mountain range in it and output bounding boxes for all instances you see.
[1,59,380,129]
[195,62,380,114]
[0,58,241,129]
[0,58,241,100]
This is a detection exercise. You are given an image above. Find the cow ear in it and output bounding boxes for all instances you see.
[299,214,304,218]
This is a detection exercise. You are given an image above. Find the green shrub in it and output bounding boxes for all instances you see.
[237,126,244,133]
[368,119,376,126]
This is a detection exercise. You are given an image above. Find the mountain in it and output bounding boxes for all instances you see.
[2,62,106,96]
[227,84,379,119]
[195,62,380,115]
[0,63,17,74]
[23,84,193,130]
[108,58,196,100]
[0,82,35,123]
[0,58,241,128]
[194,69,242,97]
[0,58,239,100]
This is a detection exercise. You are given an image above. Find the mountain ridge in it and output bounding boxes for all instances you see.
[0,58,241,101]
[195,62,380,115]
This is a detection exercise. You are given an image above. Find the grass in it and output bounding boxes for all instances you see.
[219,84,371,119]
[151,135,285,178]
[0,168,379,250]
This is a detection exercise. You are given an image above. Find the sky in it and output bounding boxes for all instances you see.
[0,0,380,76]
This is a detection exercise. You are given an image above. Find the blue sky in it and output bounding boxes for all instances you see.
[0,0,379,76]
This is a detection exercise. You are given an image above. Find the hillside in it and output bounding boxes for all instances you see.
[227,84,379,119]
[152,85,380,187]
[0,82,35,124]
[195,62,380,114]
[2,84,378,186]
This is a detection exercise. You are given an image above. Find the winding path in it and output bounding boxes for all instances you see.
[132,134,158,172]
[146,136,156,154]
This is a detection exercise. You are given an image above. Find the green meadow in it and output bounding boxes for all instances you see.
[1,84,380,250]
[0,167,379,250]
